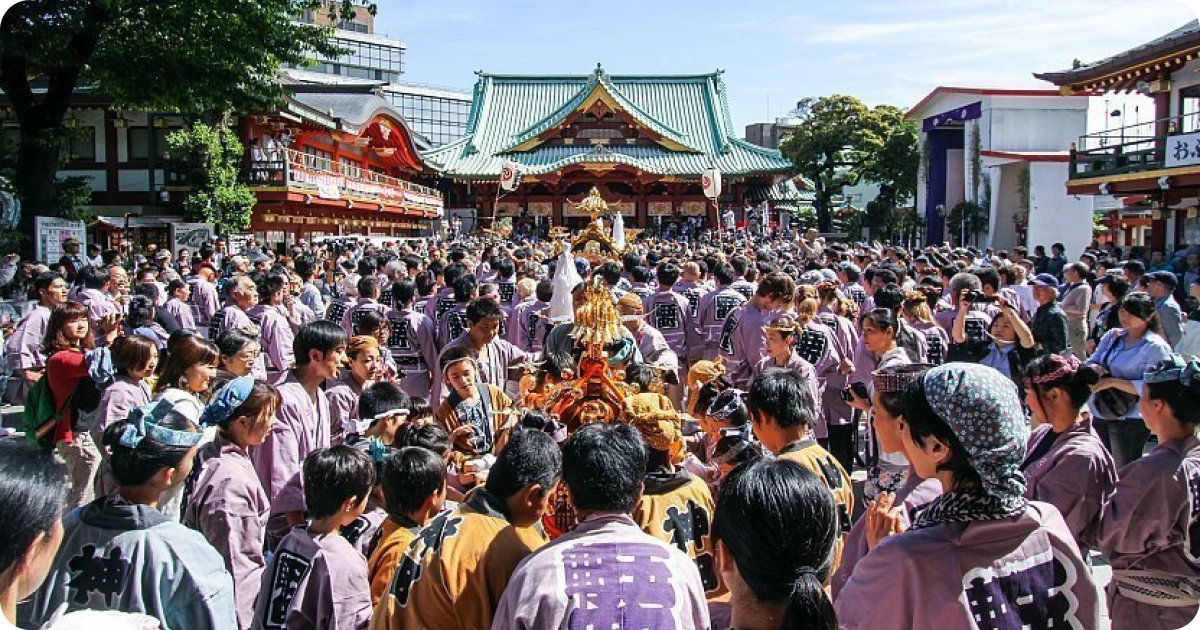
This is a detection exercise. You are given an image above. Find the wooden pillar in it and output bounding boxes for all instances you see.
[1154,90,1171,164]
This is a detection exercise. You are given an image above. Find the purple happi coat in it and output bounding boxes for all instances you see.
[492,512,710,630]
[1021,418,1117,554]
[385,307,439,400]
[185,434,270,630]
[1095,434,1200,630]
[250,373,331,539]
[836,502,1100,630]
[695,287,746,362]
[829,468,941,600]
[251,526,370,630]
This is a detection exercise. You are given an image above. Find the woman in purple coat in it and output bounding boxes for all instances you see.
[185,377,281,630]
[1095,354,1200,629]
[1020,354,1117,555]
[830,363,940,600]
[836,363,1100,630]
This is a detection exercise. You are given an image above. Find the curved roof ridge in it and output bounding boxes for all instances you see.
[503,73,696,152]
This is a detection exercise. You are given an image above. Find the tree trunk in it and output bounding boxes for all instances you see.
[14,117,69,259]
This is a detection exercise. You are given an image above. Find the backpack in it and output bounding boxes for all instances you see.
[22,377,73,452]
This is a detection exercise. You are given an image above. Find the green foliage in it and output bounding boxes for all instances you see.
[166,123,256,235]
[0,122,93,222]
[0,0,371,234]
[780,97,918,234]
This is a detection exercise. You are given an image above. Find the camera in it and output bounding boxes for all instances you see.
[963,290,999,304]
[840,382,870,402]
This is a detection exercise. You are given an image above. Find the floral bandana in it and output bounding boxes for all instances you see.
[198,376,255,428]
[921,363,1029,502]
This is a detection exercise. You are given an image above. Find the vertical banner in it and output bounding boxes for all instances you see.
[171,222,216,253]
[35,217,86,264]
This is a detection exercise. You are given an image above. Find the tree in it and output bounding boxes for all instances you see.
[948,201,987,247]
[0,0,372,255]
[861,106,920,240]
[780,95,886,233]
[166,122,256,236]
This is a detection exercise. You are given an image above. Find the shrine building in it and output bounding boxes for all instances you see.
[425,64,797,233]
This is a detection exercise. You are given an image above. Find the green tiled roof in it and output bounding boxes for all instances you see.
[745,179,815,204]
[424,66,795,180]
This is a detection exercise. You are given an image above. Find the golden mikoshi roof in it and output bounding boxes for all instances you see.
[567,187,627,262]
[570,276,624,347]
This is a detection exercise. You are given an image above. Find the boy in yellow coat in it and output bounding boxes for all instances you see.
[746,368,854,574]
[371,429,561,630]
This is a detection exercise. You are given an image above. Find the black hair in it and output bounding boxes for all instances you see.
[712,458,838,630]
[414,270,436,297]
[624,362,656,393]
[1124,260,1146,275]
[293,320,348,366]
[442,262,466,288]
[871,283,905,312]
[1121,292,1164,336]
[1023,355,1102,410]
[80,265,110,290]
[452,274,478,303]
[535,279,554,303]
[466,296,502,323]
[495,257,515,279]
[258,274,287,302]
[631,266,652,284]
[873,267,898,286]
[756,272,796,301]
[1144,357,1200,425]
[381,446,446,517]
[0,441,67,591]
[656,262,680,287]
[294,257,316,281]
[561,422,647,513]
[484,428,562,500]
[125,294,157,329]
[355,310,388,336]
[840,265,860,283]
[396,422,451,458]
[596,262,623,287]
[101,410,199,487]
[303,445,376,519]
[33,272,64,295]
[358,381,409,424]
[973,266,1000,292]
[901,377,982,489]
[713,262,736,286]
[383,278,413,310]
[707,388,750,427]
[693,376,732,417]
[730,255,750,276]
[746,368,817,429]
[215,328,257,359]
[712,432,763,469]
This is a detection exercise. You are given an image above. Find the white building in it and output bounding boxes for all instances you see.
[906,87,1094,258]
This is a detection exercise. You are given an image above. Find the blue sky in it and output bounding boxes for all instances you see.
[377,0,1197,132]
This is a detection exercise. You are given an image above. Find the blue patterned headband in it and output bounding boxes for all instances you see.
[1144,354,1200,387]
[199,376,256,428]
[119,400,202,449]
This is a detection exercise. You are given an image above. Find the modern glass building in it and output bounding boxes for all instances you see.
[308,30,405,83]
[384,83,473,147]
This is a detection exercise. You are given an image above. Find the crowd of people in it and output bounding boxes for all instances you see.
[0,226,1196,630]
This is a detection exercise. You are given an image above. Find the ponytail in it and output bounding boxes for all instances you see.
[781,569,837,630]
[713,459,839,630]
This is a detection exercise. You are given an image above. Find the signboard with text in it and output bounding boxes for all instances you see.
[35,217,86,264]
[1166,132,1200,168]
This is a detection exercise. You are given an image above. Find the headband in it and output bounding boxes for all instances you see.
[119,400,202,449]
[199,376,256,427]
[440,353,478,373]
[1029,354,1083,386]
[713,433,752,466]
[1144,354,1200,387]
[707,389,746,423]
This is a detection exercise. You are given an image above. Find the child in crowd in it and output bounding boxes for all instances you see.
[253,445,375,630]
[366,447,447,606]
